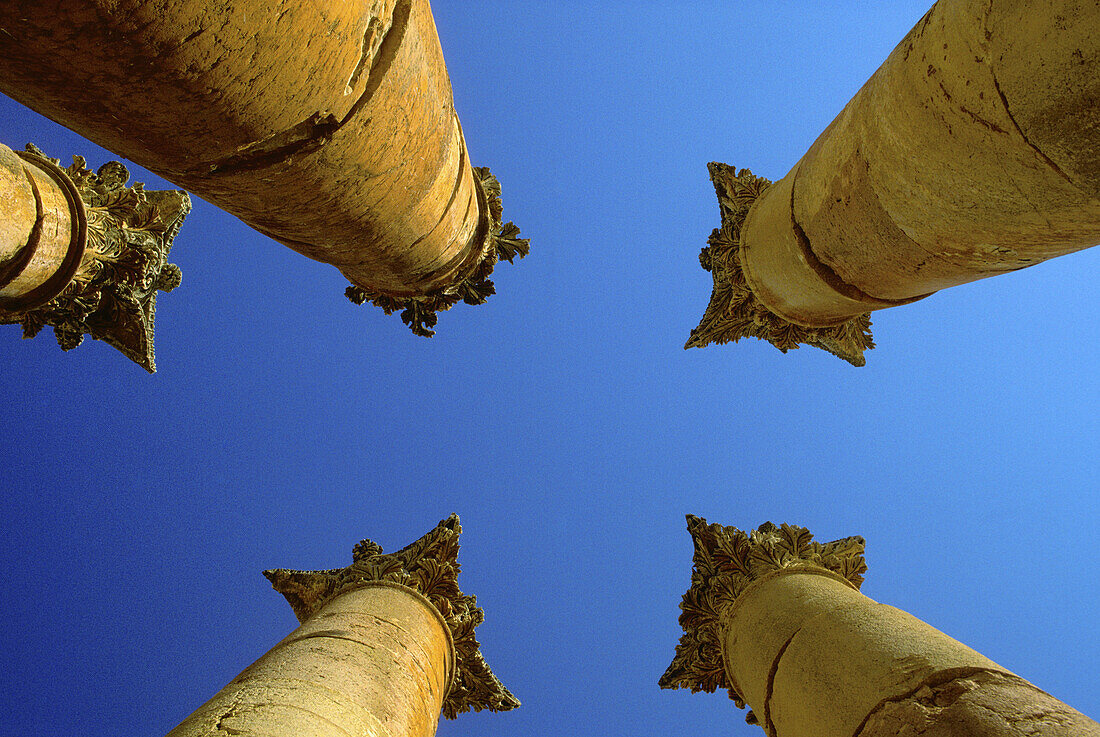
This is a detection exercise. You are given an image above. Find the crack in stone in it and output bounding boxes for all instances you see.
[213,688,249,736]
[198,112,340,176]
[337,0,411,129]
[761,625,803,737]
[0,165,42,289]
[189,0,412,178]
[991,74,1075,186]
[345,15,386,95]
[851,667,1006,737]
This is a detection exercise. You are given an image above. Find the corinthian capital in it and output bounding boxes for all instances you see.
[660,515,866,705]
[264,513,519,719]
[0,144,189,372]
[685,163,874,366]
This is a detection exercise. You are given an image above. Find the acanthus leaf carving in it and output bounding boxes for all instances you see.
[346,166,529,337]
[685,162,874,366]
[263,513,519,719]
[0,144,190,372]
[660,515,866,708]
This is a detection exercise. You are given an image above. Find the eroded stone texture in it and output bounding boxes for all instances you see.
[661,517,1100,737]
[0,0,528,335]
[167,584,454,737]
[859,671,1100,737]
[690,0,1100,363]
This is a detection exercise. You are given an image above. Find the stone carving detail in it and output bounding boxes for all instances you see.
[660,515,866,707]
[346,166,529,337]
[1,144,190,372]
[264,513,519,719]
[685,162,874,366]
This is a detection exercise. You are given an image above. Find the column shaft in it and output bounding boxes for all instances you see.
[739,0,1100,325]
[662,519,1100,737]
[0,0,484,295]
[0,142,85,311]
[167,583,454,737]
[723,569,1100,737]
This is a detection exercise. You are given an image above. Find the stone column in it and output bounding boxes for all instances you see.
[661,516,1100,737]
[0,0,528,337]
[167,514,518,737]
[688,0,1099,365]
[0,142,189,371]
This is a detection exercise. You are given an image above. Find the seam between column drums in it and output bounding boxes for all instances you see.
[189,1,414,179]
[788,163,931,308]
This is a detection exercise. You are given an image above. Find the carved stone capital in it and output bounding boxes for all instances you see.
[660,515,867,707]
[685,162,874,366]
[0,144,190,372]
[263,513,519,719]
[346,166,529,337]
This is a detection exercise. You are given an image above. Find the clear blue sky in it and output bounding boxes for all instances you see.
[1,3,1097,735]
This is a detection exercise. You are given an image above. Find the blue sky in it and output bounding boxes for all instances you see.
[1,3,1097,735]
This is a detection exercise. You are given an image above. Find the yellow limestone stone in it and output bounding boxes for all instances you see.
[661,517,1100,737]
[167,515,518,737]
[0,143,84,310]
[688,0,1100,365]
[0,0,528,337]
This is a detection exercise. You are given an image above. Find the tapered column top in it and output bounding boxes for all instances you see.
[660,515,866,706]
[264,514,519,719]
